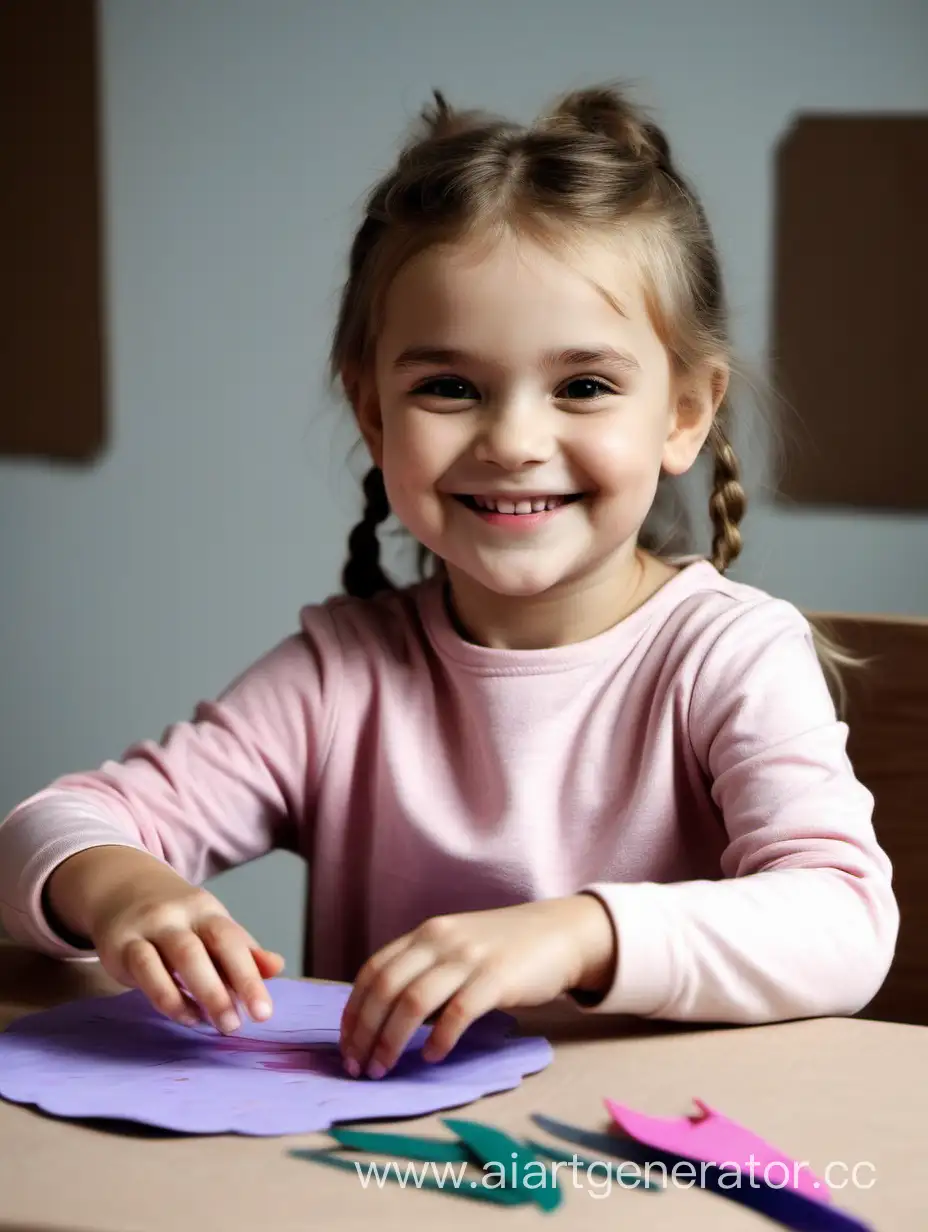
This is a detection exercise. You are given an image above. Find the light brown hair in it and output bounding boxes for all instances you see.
[328,83,852,702]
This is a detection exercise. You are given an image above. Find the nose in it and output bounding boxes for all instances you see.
[473,398,555,471]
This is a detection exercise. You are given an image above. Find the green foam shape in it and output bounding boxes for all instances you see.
[290,1148,528,1205]
[329,1127,472,1163]
[442,1118,562,1212]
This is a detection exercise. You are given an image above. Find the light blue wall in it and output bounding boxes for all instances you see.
[2,0,926,970]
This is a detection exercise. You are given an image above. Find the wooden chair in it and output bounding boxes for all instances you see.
[810,612,928,1026]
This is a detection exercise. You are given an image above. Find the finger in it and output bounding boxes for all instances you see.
[367,963,472,1077]
[240,929,285,977]
[122,938,201,1027]
[339,935,412,1049]
[343,945,439,1076]
[253,948,285,978]
[156,928,241,1034]
[421,969,505,1063]
[197,917,275,1023]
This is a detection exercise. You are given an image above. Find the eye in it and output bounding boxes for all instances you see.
[557,376,619,401]
[412,376,478,402]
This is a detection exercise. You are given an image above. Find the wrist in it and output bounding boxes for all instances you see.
[562,892,618,994]
[45,845,183,943]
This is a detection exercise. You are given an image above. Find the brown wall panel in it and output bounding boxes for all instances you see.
[771,115,928,509]
[1,1,107,461]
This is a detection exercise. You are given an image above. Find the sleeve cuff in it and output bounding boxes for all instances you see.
[0,791,149,959]
[569,882,679,1016]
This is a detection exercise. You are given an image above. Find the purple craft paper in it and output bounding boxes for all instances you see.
[0,978,552,1137]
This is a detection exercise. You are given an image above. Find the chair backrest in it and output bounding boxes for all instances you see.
[810,612,928,1026]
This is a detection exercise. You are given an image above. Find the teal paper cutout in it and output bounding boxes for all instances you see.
[328,1127,471,1162]
[290,1148,527,1205]
[291,1115,667,1209]
[443,1118,562,1212]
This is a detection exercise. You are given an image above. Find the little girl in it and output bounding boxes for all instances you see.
[0,84,897,1082]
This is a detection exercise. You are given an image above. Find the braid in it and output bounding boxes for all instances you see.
[707,418,746,573]
[342,467,394,599]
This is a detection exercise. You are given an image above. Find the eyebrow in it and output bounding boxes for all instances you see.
[392,345,640,373]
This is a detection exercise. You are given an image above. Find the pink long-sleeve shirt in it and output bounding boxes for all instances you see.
[0,560,898,1022]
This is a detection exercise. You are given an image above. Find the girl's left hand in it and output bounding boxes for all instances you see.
[338,896,616,1079]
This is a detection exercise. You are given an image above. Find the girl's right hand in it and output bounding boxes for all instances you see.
[45,846,284,1033]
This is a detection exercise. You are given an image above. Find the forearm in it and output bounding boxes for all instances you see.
[583,866,898,1022]
[2,631,320,956]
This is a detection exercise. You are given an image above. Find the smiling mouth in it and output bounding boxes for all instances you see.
[453,494,585,515]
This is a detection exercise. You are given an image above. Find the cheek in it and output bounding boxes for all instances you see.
[576,415,668,490]
[382,413,463,486]
[379,414,460,531]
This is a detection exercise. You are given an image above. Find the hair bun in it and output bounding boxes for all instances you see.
[544,84,671,169]
[415,89,501,142]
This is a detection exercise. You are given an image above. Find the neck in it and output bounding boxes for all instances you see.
[444,549,674,651]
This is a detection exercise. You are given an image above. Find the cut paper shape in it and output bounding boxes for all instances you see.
[326,1122,651,1199]
[524,1140,658,1191]
[531,1114,664,1189]
[0,978,552,1137]
[443,1118,562,1211]
[606,1099,828,1202]
[329,1126,472,1162]
[291,1148,529,1206]
[533,1115,874,1229]
[294,1120,562,1209]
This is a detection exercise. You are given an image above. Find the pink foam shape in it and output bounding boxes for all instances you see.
[605,1098,830,1204]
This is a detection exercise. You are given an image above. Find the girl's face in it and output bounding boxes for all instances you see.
[358,232,715,604]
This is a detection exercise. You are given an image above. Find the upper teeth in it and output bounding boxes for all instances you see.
[473,496,566,513]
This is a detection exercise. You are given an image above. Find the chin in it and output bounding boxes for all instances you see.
[462,559,575,600]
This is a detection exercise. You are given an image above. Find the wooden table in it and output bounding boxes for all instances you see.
[0,941,925,1230]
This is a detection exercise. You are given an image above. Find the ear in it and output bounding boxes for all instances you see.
[662,361,729,476]
[345,366,384,469]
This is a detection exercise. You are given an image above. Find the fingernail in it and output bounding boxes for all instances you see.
[367,1060,386,1080]
[218,1010,240,1034]
[251,999,271,1021]
[343,1056,360,1078]
[179,1011,199,1028]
